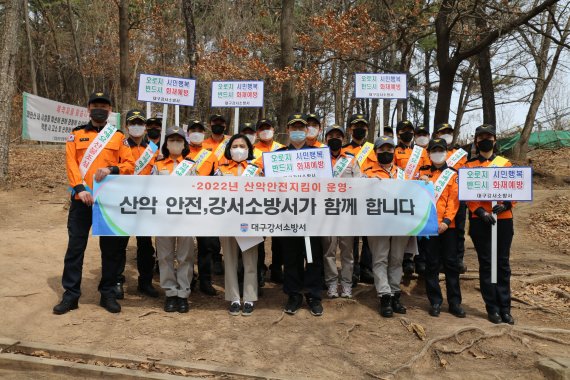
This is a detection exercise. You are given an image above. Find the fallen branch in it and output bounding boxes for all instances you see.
[138,311,158,318]
[1,292,40,298]
[522,274,570,285]
[272,311,285,325]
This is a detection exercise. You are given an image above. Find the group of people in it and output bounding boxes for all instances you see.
[53,91,515,326]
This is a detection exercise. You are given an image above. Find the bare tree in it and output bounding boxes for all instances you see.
[119,0,131,121]
[279,0,296,134]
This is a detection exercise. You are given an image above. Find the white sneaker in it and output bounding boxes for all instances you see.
[327,284,339,298]
[340,284,352,299]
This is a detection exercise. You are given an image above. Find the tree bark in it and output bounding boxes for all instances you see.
[423,49,432,131]
[452,61,476,144]
[24,0,38,95]
[0,0,24,183]
[119,0,131,121]
[182,0,197,121]
[278,0,296,135]
[477,46,496,126]
[67,0,88,99]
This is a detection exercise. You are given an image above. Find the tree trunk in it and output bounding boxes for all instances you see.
[515,86,546,160]
[24,0,38,95]
[433,63,458,125]
[368,98,378,142]
[119,0,131,122]
[278,0,296,135]
[0,0,24,183]
[182,0,197,121]
[423,49,432,131]
[67,0,88,99]
[452,61,476,144]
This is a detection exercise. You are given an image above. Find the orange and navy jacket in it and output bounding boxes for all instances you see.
[307,139,326,148]
[203,135,231,152]
[446,148,468,170]
[128,137,156,175]
[186,145,219,176]
[342,141,378,170]
[66,123,134,198]
[465,155,514,220]
[217,159,261,176]
[153,155,185,174]
[394,142,430,175]
[254,140,284,153]
[419,164,459,228]
[362,162,399,179]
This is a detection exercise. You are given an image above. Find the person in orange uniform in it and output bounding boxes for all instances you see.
[185,120,219,296]
[343,114,376,286]
[53,92,135,315]
[433,122,469,273]
[305,113,326,148]
[414,124,430,149]
[418,138,465,318]
[362,136,409,318]
[114,109,159,299]
[216,134,261,316]
[153,127,195,313]
[145,113,163,148]
[466,124,515,325]
[254,119,284,154]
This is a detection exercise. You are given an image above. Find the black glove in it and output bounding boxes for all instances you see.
[492,201,512,214]
[475,207,496,225]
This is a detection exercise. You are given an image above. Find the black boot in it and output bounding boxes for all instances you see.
[199,280,217,296]
[113,282,124,300]
[138,282,159,298]
[100,296,121,313]
[392,292,407,314]
[53,299,78,315]
[402,254,415,276]
[379,294,393,318]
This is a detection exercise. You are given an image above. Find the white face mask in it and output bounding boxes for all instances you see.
[259,129,274,141]
[230,147,248,162]
[430,152,447,165]
[245,134,256,145]
[188,132,205,144]
[415,136,429,147]
[441,134,453,145]
[168,141,185,156]
[128,125,146,138]
[307,126,319,138]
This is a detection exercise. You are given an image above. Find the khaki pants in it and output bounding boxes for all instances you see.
[156,236,196,298]
[322,236,353,287]
[367,236,408,296]
[221,237,258,303]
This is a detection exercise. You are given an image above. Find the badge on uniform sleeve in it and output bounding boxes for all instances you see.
[123,138,129,146]
[67,134,75,142]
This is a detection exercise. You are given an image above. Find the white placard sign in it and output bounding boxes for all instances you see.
[137,73,196,106]
[262,148,333,178]
[458,167,533,201]
[354,73,407,99]
[22,92,120,143]
[211,81,264,108]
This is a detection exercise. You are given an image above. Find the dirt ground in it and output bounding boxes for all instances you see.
[0,145,568,379]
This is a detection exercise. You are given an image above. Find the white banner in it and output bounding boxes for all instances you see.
[211,81,264,108]
[22,92,120,143]
[354,73,407,99]
[137,73,196,106]
[262,148,333,178]
[458,167,533,201]
[93,176,439,237]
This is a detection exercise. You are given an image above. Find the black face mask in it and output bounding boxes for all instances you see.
[352,128,367,140]
[90,108,109,123]
[147,128,161,139]
[212,124,225,135]
[477,139,495,152]
[327,138,343,151]
[377,152,394,164]
[399,131,413,143]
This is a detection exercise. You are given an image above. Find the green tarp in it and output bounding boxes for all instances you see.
[498,130,570,153]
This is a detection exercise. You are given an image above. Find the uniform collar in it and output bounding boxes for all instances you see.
[85,121,105,132]
[287,143,309,150]
[477,153,496,162]
[127,137,148,147]
[397,142,413,149]
[431,163,449,172]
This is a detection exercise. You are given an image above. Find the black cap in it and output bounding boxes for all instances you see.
[434,123,454,134]
[428,138,447,151]
[415,124,430,135]
[383,125,394,134]
[209,114,226,123]
[88,91,111,105]
[324,125,345,137]
[126,109,146,123]
[475,124,496,137]
[188,120,205,130]
[146,113,163,126]
[306,113,321,124]
[239,122,255,134]
[348,114,369,125]
[287,113,307,126]
[396,120,414,133]
[374,136,396,149]
[165,126,186,139]
[256,118,273,130]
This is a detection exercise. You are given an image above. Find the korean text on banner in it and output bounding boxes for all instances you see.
[211,81,264,108]
[262,148,333,178]
[92,176,439,237]
[354,73,407,99]
[458,167,533,201]
[137,73,196,106]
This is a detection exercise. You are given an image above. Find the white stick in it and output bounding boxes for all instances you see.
[146,102,151,119]
[175,104,180,127]
[491,201,497,284]
[160,104,168,151]
[234,107,239,135]
[305,236,313,263]
[379,104,384,137]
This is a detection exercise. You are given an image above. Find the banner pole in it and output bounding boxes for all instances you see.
[160,104,168,151]
[175,105,180,127]
[234,108,239,135]
[304,236,313,263]
[146,102,151,120]
[491,201,498,284]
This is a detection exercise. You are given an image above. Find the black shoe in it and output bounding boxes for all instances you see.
[488,312,502,324]
[392,293,407,314]
[415,262,426,276]
[100,296,121,313]
[113,282,124,300]
[229,302,241,316]
[379,294,393,318]
[190,275,197,291]
[458,261,467,274]
[213,261,224,275]
[199,281,217,296]
[270,269,284,284]
[429,304,441,317]
[360,267,375,284]
[177,297,189,313]
[307,298,323,317]
[242,302,254,316]
[449,304,466,318]
[138,283,159,298]
[402,260,415,276]
[284,294,303,315]
[53,299,78,315]
[501,313,515,325]
[164,296,179,312]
